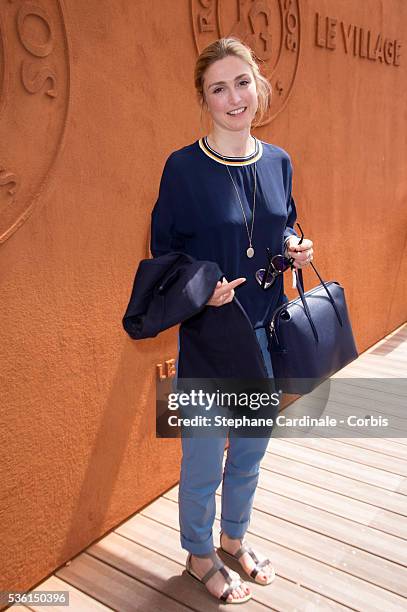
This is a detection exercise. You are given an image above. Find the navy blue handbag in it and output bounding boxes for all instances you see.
[268,263,358,392]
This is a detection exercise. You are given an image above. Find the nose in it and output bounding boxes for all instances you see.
[228,88,242,106]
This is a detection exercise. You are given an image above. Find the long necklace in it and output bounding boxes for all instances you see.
[225,162,257,258]
[211,137,257,258]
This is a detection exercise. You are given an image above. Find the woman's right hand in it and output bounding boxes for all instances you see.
[206,277,246,307]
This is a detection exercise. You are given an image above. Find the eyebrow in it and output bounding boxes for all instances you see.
[207,73,251,90]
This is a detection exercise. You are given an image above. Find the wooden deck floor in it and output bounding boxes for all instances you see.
[20,325,407,611]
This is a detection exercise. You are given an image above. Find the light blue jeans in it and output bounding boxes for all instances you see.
[178,327,273,555]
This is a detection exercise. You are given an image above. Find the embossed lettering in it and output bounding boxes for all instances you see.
[367,31,377,60]
[374,33,384,62]
[156,360,176,380]
[318,12,401,67]
[17,2,54,57]
[284,0,298,52]
[384,38,394,64]
[315,13,336,50]
[0,0,69,243]
[341,22,355,54]
[248,0,272,60]
[326,17,337,50]
[165,359,176,378]
[394,40,401,66]
[0,166,19,197]
[15,2,58,97]
[198,0,215,33]
[21,61,57,96]
[199,13,215,33]
[359,28,367,58]
[156,364,165,381]
[315,12,325,48]
[275,79,283,96]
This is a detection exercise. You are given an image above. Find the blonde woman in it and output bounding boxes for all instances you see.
[151,38,313,604]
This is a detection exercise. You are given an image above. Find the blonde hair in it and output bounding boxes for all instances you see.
[194,37,272,127]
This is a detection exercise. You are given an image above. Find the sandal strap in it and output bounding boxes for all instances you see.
[235,542,260,565]
[198,550,233,585]
[250,558,271,580]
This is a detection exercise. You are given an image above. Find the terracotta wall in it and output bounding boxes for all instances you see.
[0,0,406,593]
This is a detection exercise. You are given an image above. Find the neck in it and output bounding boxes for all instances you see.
[207,127,254,157]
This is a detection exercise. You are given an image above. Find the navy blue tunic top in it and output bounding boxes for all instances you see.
[150,137,297,329]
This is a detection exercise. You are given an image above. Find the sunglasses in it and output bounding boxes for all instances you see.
[255,223,304,290]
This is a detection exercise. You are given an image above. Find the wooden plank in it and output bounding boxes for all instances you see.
[21,575,112,612]
[267,439,405,491]
[127,506,406,610]
[340,374,407,393]
[387,438,407,448]
[308,378,407,412]
[353,356,407,368]
[142,495,406,597]
[56,553,193,612]
[88,531,271,611]
[118,513,350,612]
[118,512,353,611]
[327,438,407,463]
[338,358,407,374]
[260,452,407,515]
[340,361,406,377]
[164,486,407,567]
[364,341,407,354]
[256,470,407,539]
[286,438,407,475]
[367,344,407,354]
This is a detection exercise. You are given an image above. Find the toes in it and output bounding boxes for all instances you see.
[229,585,248,601]
[236,587,245,599]
[227,588,240,602]
[259,564,274,582]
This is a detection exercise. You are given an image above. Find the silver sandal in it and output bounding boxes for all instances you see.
[186,550,252,604]
[219,532,275,586]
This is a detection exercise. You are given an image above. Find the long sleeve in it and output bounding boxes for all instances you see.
[283,157,298,245]
[150,156,185,257]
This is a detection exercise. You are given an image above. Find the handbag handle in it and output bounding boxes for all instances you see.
[294,263,343,343]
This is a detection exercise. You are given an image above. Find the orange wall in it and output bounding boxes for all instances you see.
[0,0,406,593]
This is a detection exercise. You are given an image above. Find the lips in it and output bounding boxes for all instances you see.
[227,107,247,116]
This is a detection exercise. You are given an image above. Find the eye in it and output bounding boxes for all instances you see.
[213,87,223,94]
[239,80,250,87]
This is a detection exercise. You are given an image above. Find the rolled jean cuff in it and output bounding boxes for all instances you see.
[220,517,250,540]
[180,531,214,555]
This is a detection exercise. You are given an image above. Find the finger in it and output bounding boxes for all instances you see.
[292,248,312,262]
[288,238,312,250]
[294,255,312,268]
[216,289,234,304]
[216,277,246,297]
[223,289,235,303]
[290,240,313,252]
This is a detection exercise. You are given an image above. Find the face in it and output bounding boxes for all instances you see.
[202,55,259,132]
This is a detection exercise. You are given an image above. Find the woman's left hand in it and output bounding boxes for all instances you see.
[285,236,314,269]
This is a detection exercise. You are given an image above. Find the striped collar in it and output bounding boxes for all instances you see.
[198,136,263,166]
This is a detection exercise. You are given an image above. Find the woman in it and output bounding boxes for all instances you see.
[151,38,313,604]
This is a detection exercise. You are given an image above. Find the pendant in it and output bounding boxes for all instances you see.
[247,246,255,258]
